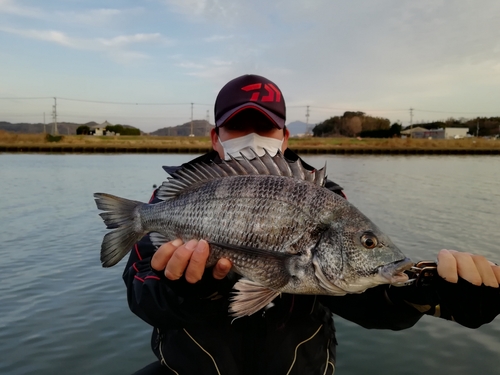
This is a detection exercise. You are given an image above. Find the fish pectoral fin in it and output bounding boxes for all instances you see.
[229,278,281,318]
[149,232,170,249]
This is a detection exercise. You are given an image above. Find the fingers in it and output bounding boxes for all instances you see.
[453,251,483,286]
[151,238,183,271]
[472,255,499,288]
[164,239,199,281]
[492,266,500,284]
[437,249,499,287]
[151,238,231,284]
[213,258,232,280]
[437,249,458,283]
[184,240,210,284]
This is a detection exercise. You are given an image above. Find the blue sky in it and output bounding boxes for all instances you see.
[1,0,499,133]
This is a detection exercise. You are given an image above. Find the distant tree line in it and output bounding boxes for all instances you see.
[105,124,140,135]
[76,125,90,135]
[313,112,398,138]
[75,124,140,136]
[312,112,500,138]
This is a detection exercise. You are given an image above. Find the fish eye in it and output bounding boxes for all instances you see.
[360,233,378,249]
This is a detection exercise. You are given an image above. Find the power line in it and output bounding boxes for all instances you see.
[289,105,499,115]
[52,97,58,135]
[0,97,52,100]
[0,96,213,106]
[57,113,188,120]
[288,105,408,112]
[58,97,212,106]
[413,108,499,115]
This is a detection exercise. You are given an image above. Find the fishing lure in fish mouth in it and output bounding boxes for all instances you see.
[392,260,439,287]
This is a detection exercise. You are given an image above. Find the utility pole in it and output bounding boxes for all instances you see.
[205,109,210,136]
[409,108,413,138]
[52,97,58,135]
[305,106,310,135]
[189,102,194,137]
[43,112,46,134]
[476,120,479,137]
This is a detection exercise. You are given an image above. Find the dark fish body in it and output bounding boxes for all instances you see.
[95,152,412,316]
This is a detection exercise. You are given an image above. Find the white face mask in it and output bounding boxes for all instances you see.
[218,132,284,160]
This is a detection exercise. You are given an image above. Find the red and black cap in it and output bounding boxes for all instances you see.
[214,74,286,128]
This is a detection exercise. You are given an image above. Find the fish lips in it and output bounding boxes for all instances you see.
[378,257,413,284]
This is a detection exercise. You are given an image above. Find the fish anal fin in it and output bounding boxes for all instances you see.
[229,278,281,317]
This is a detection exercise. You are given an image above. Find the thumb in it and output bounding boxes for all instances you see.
[213,258,232,280]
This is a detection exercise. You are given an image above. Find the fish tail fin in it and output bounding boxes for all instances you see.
[94,192,146,267]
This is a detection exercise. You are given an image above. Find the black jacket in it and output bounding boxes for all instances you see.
[123,149,499,374]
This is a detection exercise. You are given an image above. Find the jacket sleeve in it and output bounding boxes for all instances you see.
[325,278,500,330]
[385,277,500,329]
[319,285,424,330]
[122,191,236,329]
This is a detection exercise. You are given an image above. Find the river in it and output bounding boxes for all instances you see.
[0,153,499,375]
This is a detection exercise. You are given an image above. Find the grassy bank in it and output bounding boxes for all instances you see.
[1,131,499,153]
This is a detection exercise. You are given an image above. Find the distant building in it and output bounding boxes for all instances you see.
[401,127,469,139]
[89,126,105,136]
[400,127,429,138]
[89,120,118,136]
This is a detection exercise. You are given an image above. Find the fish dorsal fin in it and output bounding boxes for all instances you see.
[157,150,327,200]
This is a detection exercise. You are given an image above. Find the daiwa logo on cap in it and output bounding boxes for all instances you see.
[241,83,282,103]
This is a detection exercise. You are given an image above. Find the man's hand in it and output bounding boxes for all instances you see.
[437,249,500,287]
[151,239,232,283]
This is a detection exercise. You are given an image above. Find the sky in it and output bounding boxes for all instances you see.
[1,0,499,133]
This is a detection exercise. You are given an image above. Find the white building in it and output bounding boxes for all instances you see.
[401,127,469,139]
[425,128,469,139]
[89,120,119,136]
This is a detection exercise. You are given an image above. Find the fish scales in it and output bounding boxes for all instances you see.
[94,152,413,317]
[145,175,323,256]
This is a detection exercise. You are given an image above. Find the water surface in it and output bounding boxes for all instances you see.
[0,154,499,375]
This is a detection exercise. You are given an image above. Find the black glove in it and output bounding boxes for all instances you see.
[388,276,500,329]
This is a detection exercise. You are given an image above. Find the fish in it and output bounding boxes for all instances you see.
[94,151,412,317]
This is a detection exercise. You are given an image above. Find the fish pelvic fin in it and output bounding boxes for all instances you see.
[94,193,146,267]
[230,278,281,317]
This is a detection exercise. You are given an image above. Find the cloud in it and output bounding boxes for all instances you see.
[176,61,206,69]
[203,34,233,42]
[0,1,143,27]
[185,65,233,79]
[163,0,243,25]
[98,33,169,47]
[0,26,171,62]
[173,56,234,81]
[55,7,145,26]
[0,0,46,18]
[0,27,75,47]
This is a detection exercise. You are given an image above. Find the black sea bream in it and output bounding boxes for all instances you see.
[94,152,412,317]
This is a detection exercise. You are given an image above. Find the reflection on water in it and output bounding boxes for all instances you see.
[0,154,499,375]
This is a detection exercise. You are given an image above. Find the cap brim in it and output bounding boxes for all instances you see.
[216,103,285,129]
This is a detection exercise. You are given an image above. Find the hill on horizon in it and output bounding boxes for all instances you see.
[150,120,213,136]
[0,121,139,135]
[286,120,316,136]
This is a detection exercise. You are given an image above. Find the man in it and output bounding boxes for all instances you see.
[125,74,500,375]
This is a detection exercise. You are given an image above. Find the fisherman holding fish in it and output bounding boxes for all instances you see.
[95,75,500,375]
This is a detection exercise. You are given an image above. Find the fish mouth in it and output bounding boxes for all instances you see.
[378,258,413,285]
